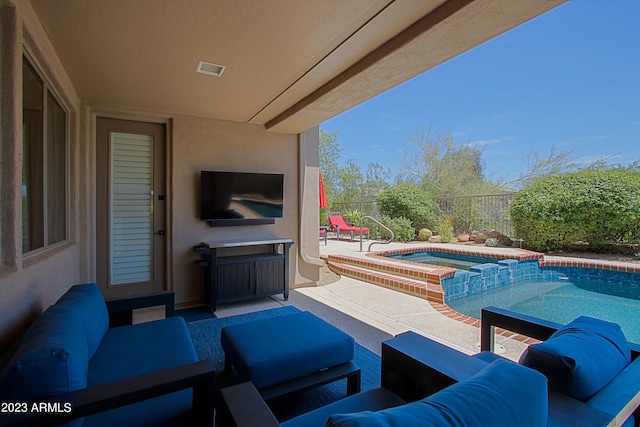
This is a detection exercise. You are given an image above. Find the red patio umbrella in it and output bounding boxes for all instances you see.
[319,171,328,208]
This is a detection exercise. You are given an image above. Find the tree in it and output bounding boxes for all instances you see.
[319,129,391,209]
[363,162,391,200]
[492,144,577,192]
[319,130,342,205]
[399,125,578,196]
[582,157,640,173]
[334,159,364,205]
[397,125,492,197]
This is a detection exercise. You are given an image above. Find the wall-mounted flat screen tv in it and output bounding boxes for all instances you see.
[200,171,284,226]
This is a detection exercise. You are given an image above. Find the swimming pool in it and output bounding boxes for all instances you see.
[387,251,494,270]
[376,247,640,342]
[448,277,640,343]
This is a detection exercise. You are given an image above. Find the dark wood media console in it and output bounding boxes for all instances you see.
[194,238,293,312]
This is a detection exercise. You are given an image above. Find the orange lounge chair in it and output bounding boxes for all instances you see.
[327,213,369,241]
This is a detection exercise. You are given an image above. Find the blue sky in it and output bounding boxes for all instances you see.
[321,1,640,184]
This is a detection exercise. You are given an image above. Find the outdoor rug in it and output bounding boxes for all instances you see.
[176,305,217,322]
[186,305,381,422]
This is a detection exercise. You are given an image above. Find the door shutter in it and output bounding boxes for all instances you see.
[110,132,153,285]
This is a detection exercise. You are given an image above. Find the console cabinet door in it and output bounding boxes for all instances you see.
[254,257,285,295]
[217,262,253,300]
[216,255,284,301]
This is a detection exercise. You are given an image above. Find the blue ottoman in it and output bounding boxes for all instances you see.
[221,311,360,399]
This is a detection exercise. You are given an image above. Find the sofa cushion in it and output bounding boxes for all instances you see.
[54,283,109,358]
[326,359,548,427]
[0,304,89,401]
[519,316,631,401]
[282,387,406,427]
[84,316,198,426]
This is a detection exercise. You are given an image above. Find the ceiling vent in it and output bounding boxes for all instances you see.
[196,61,225,77]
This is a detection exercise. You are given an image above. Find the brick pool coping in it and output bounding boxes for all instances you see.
[323,245,640,344]
[540,256,640,274]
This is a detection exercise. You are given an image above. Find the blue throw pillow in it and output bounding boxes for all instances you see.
[326,359,548,427]
[519,316,631,401]
[0,305,89,401]
[54,283,109,357]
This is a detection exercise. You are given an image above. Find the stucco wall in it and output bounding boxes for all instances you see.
[0,0,83,351]
[171,115,317,305]
[0,0,321,353]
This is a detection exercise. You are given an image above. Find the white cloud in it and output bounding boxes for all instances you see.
[558,135,610,146]
[465,138,503,147]
[451,131,470,138]
[574,153,623,165]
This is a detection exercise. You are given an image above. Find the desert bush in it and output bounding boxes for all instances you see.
[418,228,433,241]
[376,184,439,232]
[370,215,415,242]
[510,169,640,252]
[342,208,364,225]
[437,216,454,243]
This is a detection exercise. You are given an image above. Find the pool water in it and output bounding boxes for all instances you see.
[389,252,488,270]
[448,278,640,343]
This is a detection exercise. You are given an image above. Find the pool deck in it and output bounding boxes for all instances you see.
[213,239,640,362]
[215,240,534,361]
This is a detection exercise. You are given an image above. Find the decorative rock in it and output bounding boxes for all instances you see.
[474,231,489,244]
[457,233,470,242]
[485,238,499,247]
[470,229,513,246]
[428,235,442,243]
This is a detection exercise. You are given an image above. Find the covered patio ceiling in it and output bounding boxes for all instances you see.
[29,0,565,134]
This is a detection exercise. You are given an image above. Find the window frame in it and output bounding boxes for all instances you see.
[22,51,70,256]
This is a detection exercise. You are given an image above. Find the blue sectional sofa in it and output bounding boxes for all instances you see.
[222,308,640,427]
[480,306,640,427]
[220,332,549,427]
[0,284,215,426]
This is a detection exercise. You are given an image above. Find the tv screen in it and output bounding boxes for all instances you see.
[200,171,284,222]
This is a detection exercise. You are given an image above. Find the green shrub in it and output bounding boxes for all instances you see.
[342,208,364,226]
[369,215,415,242]
[376,184,439,232]
[510,170,640,252]
[437,217,454,243]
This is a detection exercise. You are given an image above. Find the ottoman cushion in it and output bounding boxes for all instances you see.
[221,311,354,389]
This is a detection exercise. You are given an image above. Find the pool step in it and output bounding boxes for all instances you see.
[325,254,455,285]
[324,254,457,286]
[324,256,446,303]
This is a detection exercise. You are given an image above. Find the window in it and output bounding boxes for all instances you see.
[22,55,67,253]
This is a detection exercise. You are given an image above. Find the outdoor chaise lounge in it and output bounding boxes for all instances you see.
[327,212,369,241]
[221,307,640,426]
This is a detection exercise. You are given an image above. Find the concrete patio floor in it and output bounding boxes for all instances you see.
[214,239,530,361]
